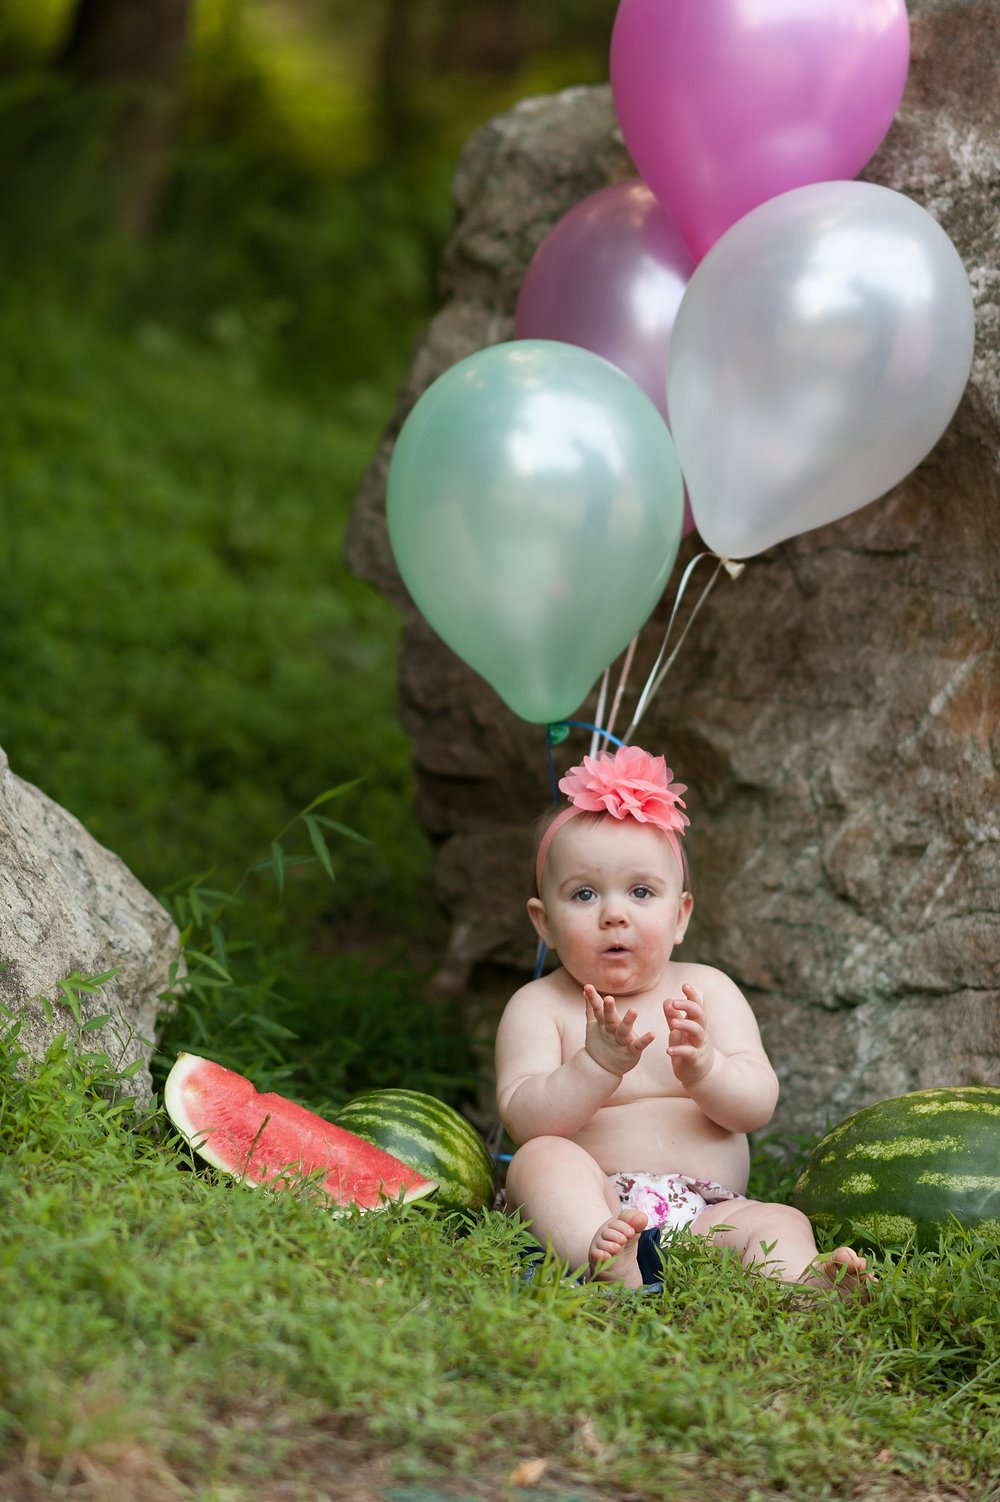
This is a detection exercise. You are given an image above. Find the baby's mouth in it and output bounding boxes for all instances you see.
[604,943,629,955]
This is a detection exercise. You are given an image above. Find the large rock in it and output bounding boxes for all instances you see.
[346,1,1000,1139]
[0,747,179,1106]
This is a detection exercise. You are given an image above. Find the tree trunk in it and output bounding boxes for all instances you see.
[57,0,193,236]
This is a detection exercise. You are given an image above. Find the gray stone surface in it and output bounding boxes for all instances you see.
[346,1,1000,1140]
[0,746,179,1105]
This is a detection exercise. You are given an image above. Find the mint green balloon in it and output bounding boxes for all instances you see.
[386,341,684,724]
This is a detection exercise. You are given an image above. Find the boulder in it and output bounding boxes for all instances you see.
[345,0,1000,1139]
[0,747,179,1106]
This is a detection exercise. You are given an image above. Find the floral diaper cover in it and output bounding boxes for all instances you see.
[610,1171,745,1234]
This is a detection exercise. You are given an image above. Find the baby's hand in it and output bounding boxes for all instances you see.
[583,984,655,1077]
[664,983,715,1086]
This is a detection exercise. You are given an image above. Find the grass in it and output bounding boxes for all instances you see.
[1,1039,998,1502]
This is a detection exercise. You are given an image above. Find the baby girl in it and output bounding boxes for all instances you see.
[495,744,873,1296]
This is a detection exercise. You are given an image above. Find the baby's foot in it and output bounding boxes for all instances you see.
[588,1208,647,1287]
[800,1246,877,1302]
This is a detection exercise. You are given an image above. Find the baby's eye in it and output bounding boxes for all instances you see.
[571,886,597,902]
[630,885,654,900]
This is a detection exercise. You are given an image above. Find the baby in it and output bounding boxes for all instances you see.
[495,744,873,1296]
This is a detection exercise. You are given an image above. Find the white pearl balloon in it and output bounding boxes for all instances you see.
[667,181,975,559]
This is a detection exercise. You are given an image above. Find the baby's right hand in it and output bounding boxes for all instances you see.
[583,984,655,1076]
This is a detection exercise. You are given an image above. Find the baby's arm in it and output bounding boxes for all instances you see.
[663,974,778,1133]
[496,981,654,1143]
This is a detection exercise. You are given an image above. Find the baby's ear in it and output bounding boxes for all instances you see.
[526,896,550,944]
[674,890,694,944]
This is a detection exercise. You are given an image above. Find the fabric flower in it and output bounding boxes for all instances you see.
[558,745,688,838]
[535,743,690,892]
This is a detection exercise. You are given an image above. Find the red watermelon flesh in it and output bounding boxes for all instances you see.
[164,1053,437,1211]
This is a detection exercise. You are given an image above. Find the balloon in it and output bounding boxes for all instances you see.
[515,182,694,427]
[667,181,975,560]
[611,0,910,261]
[515,181,697,539]
[387,341,685,724]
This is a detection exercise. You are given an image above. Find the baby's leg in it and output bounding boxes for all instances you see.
[691,1199,875,1301]
[505,1136,647,1287]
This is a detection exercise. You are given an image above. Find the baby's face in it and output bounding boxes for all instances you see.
[529,816,692,996]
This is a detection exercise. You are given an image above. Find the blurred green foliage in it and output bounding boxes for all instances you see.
[0,0,610,1098]
[0,0,613,399]
[0,290,415,903]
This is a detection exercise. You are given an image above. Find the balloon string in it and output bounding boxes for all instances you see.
[544,724,560,803]
[601,635,638,752]
[624,552,735,740]
[533,938,548,979]
[538,724,561,978]
[623,551,716,737]
[638,562,724,717]
[590,669,610,758]
[560,720,627,749]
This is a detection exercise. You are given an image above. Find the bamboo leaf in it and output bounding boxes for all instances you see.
[303,815,335,879]
[210,922,229,968]
[311,815,372,846]
[64,969,120,993]
[186,950,234,983]
[271,841,286,893]
[300,780,363,815]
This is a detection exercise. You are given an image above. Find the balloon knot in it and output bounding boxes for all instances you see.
[547,723,571,746]
[720,557,746,580]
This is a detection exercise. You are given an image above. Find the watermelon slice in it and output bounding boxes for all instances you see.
[163,1053,438,1211]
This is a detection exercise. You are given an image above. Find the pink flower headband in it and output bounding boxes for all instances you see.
[535,744,689,893]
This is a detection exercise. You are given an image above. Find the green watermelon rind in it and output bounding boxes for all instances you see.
[163,1053,438,1213]
[792,1086,1000,1251]
[335,1088,496,1212]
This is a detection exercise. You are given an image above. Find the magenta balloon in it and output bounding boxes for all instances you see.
[611,0,911,261]
[515,180,696,534]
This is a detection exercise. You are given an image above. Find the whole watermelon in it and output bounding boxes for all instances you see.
[335,1089,496,1212]
[793,1087,1000,1250]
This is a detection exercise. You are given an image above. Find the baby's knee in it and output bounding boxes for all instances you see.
[505,1135,595,1200]
[777,1203,814,1233]
[506,1135,566,1184]
[756,1202,816,1243]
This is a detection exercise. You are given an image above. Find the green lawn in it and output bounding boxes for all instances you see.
[1,1040,997,1502]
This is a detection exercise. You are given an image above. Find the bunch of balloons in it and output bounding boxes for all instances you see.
[387,0,975,726]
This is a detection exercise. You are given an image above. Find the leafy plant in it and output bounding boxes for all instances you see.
[153,788,482,1111]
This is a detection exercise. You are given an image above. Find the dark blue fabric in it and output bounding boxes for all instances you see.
[635,1226,666,1288]
[521,1226,665,1291]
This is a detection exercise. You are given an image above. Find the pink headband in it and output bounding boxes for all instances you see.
[535,745,689,893]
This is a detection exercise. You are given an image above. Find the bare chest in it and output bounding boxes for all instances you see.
[556,993,685,1101]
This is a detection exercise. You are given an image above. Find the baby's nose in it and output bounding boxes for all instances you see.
[600,901,628,926]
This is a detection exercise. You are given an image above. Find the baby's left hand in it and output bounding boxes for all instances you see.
[663,983,715,1086]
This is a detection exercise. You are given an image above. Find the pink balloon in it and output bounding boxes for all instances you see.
[516,181,693,423]
[611,0,911,262]
[516,181,696,535]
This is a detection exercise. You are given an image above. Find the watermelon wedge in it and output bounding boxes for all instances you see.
[163,1053,438,1211]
